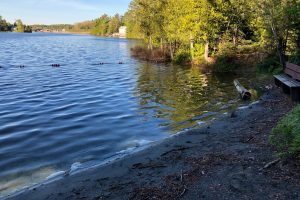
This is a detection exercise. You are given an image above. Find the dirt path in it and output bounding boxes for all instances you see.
[5,87,300,200]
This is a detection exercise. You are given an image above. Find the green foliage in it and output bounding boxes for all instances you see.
[0,15,11,31]
[30,14,122,35]
[210,39,238,72]
[24,25,32,33]
[236,42,261,54]
[91,14,110,36]
[31,24,74,32]
[15,19,25,32]
[91,14,123,36]
[213,55,237,72]
[218,41,238,57]
[72,21,95,33]
[107,14,122,35]
[256,55,282,74]
[257,0,300,67]
[193,44,205,59]
[123,0,300,70]
[173,49,191,64]
[270,106,300,159]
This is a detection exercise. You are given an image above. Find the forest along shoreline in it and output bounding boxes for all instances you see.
[5,82,300,200]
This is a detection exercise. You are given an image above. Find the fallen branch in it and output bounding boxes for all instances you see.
[179,186,187,197]
[262,158,281,170]
[246,136,254,142]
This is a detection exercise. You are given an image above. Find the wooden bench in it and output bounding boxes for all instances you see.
[274,62,300,101]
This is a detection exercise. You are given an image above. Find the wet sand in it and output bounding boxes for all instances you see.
[5,87,300,200]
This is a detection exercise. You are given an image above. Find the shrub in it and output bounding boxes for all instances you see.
[270,105,300,159]
[212,55,237,72]
[173,49,191,64]
[208,41,238,72]
[236,43,260,54]
[256,55,282,74]
[130,45,169,63]
[218,41,237,57]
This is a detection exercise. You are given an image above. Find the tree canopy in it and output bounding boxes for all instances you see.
[124,0,300,67]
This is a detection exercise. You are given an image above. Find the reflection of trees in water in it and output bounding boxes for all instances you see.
[135,63,242,131]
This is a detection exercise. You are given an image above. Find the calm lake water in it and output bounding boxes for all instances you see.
[0,32,257,196]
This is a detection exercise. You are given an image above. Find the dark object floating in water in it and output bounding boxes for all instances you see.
[19,65,25,68]
[234,79,251,100]
[51,64,60,67]
[118,61,124,64]
[99,62,104,65]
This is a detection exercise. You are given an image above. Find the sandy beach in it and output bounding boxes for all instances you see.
[4,86,300,200]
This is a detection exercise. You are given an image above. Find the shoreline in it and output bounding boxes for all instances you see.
[4,86,300,200]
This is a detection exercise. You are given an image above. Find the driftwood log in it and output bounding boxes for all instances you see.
[234,79,251,100]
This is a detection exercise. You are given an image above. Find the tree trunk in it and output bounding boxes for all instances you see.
[277,37,286,69]
[169,42,174,60]
[204,41,209,62]
[148,36,153,50]
[295,25,300,63]
[160,38,163,50]
[190,38,194,60]
[233,27,238,46]
[270,22,286,69]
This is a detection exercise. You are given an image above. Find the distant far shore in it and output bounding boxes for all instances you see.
[29,31,129,39]
[38,31,91,36]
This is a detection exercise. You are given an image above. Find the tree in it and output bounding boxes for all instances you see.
[124,0,300,66]
[91,14,110,36]
[257,0,300,68]
[16,19,25,32]
[0,15,10,31]
[108,14,121,34]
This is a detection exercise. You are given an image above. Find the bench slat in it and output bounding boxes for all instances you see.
[285,63,300,81]
[287,63,300,73]
[274,74,300,87]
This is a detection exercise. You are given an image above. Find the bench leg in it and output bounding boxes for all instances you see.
[290,88,300,101]
[274,78,281,87]
[282,84,290,94]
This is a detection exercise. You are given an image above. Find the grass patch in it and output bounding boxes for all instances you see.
[270,105,300,159]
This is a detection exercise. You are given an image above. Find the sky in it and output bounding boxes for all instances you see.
[0,0,132,25]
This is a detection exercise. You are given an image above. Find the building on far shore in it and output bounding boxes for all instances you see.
[119,26,127,38]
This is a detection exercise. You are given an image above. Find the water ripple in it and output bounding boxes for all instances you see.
[0,32,257,196]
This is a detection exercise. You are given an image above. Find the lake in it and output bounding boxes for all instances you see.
[0,32,256,196]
